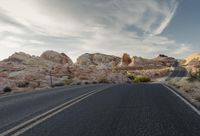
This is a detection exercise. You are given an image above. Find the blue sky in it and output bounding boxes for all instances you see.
[163,0,200,46]
[0,0,199,61]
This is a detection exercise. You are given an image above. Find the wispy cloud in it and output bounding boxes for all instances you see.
[0,0,193,61]
[153,0,179,35]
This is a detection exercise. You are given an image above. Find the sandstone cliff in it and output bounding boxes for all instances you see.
[183,53,200,73]
[76,53,120,67]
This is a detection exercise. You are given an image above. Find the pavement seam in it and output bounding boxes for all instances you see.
[162,83,200,116]
[0,84,114,136]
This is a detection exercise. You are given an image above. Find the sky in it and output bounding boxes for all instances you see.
[0,0,199,61]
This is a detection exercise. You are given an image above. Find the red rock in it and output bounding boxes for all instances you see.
[120,53,132,66]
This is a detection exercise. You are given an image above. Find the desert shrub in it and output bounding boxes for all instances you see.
[188,72,200,82]
[185,88,194,93]
[195,95,200,102]
[92,81,97,84]
[127,72,150,83]
[76,82,81,85]
[99,78,109,84]
[52,83,65,87]
[63,79,73,85]
[84,81,89,85]
[127,74,135,80]
[133,75,151,83]
[3,87,12,93]
[17,81,29,88]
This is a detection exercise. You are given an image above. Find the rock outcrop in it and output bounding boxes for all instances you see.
[41,50,73,65]
[183,53,200,65]
[0,51,178,93]
[119,54,175,69]
[119,53,132,66]
[76,53,120,67]
[0,51,74,92]
[0,51,128,93]
[69,64,128,84]
[183,53,200,73]
[4,52,32,64]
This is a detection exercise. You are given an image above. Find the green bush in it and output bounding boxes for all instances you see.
[52,83,65,87]
[3,87,12,93]
[127,74,135,80]
[127,72,151,83]
[188,72,200,82]
[63,79,73,85]
[133,75,151,83]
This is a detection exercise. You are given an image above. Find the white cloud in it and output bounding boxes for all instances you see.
[153,0,178,35]
[0,41,21,48]
[0,0,193,61]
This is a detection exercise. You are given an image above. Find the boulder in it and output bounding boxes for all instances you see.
[119,53,132,66]
[40,50,73,65]
[4,52,32,63]
[76,53,120,66]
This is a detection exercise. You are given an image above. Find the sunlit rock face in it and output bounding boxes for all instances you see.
[0,51,128,93]
[76,53,121,67]
[68,64,128,84]
[119,53,132,67]
[3,52,32,64]
[41,50,73,65]
[127,54,175,68]
[183,53,200,73]
[0,51,74,92]
[118,53,175,69]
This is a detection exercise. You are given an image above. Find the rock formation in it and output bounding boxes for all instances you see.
[0,51,128,93]
[119,54,175,69]
[183,53,200,73]
[4,52,32,64]
[76,53,120,66]
[41,50,73,65]
[119,53,132,66]
[0,51,178,93]
[68,64,128,84]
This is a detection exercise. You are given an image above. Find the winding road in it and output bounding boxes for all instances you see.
[0,67,200,136]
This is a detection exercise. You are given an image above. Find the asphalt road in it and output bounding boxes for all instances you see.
[1,83,200,136]
[169,66,188,78]
[0,84,107,133]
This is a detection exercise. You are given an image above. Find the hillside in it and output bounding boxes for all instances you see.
[183,53,200,65]
[0,51,176,93]
[183,53,200,73]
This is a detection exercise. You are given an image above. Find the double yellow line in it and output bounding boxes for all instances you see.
[0,85,114,136]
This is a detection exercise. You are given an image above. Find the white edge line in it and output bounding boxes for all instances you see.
[162,84,200,116]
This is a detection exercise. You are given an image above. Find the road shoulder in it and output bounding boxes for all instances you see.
[162,83,200,115]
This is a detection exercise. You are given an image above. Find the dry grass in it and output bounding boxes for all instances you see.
[128,68,170,78]
[195,95,200,102]
[168,77,200,106]
[169,77,200,92]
